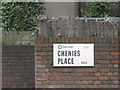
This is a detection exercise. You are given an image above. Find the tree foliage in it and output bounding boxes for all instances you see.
[81,2,115,17]
[2,2,45,31]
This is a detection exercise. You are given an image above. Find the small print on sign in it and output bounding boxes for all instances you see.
[53,44,94,67]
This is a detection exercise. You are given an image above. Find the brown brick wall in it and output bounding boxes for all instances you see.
[2,46,35,88]
[35,37,119,88]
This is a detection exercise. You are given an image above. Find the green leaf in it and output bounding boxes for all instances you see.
[2,2,45,31]
[81,2,115,17]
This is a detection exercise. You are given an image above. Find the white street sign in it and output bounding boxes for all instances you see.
[53,44,94,67]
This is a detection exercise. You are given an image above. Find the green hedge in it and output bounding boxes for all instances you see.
[81,2,115,17]
[2,2,45,31]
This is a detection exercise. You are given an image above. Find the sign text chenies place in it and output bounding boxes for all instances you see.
[53,44,94,67]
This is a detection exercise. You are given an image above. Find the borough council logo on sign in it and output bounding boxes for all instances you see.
[53,44,94,66]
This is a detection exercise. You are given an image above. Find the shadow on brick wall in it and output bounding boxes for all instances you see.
[2,45,35,88]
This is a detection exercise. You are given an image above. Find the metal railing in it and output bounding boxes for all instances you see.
[48,17,120,23]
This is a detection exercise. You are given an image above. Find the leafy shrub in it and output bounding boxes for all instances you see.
[2,2,45,31]
[81,2,115,17]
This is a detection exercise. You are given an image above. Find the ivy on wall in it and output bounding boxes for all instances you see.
[2,2,45,31]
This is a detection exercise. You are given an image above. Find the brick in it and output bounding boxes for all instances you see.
[88,81,94,84]
[64,73,71,76]
[111,60,119,64]
[36,65,45,68]
[97,60,110,64]
[85,85,92,88]
[48,52,52,55]
[36,85,49,88]
[109,77,118,80]
[112,72,118,76]
[46,48,52,52]
[74,68,86,72]
[95,56,100,60]
[36,81,42,85]
[101,81,113,85]
[36,69,48,73]
[86,69,97,72]
[49,69,61,72]
[45,81,58,85]
[95,81,100,84]
[99,77,109,80]
[82,81,89,84]
[36,56,43,60]
[45,65,52,68]
[95,64,108,68]
[48,44,52,47]
[61,77,74,81]
[113,56,119,59]
[99,69,110,72]
[36,52,48,56]
[70,73,81,77]
[107,64,113,68]
[86,77,98,80]
[64,81,73,85]
[51,73,59,77]
[45,72,51,76]
[36,44,49,47]
[113,81,118,84]
[36,77,48,80]
[48,85,61,88]
[72,85,85,88]
[47,56,52,60]
[111,52,119,55]
[107,55,113,59]
[109,85,118,88]
[36,60,48,64]
[83,73,94,76]
[48,77,60,80]
[110,68,118,72]
[107,72,113,76]
[72,81,83,85]
[95,73,100,76]
[97,85,108,88]
[114,64,119,67]
[98,52,109,56]
[36,73,42,77]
